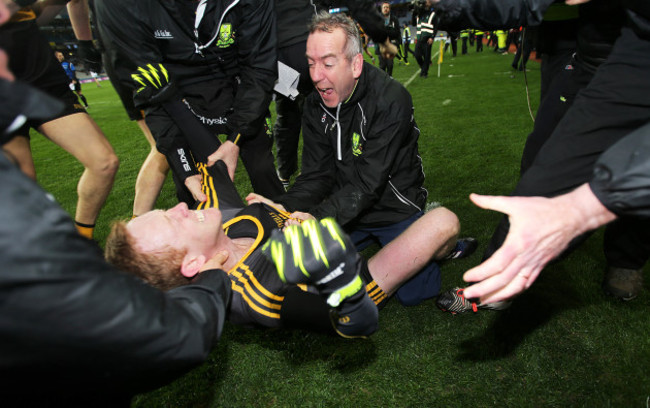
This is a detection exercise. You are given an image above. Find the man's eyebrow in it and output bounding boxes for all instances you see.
[306,52,338,60]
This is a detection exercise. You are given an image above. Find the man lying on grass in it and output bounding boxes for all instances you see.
[105,163,465,338]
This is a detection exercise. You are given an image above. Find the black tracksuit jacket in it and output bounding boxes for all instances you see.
[95,0,277,180]
[276,63,428,229]
[0,154,231,406]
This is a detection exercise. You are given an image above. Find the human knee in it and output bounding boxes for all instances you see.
[88,150,120,178]
[429,206,460,238]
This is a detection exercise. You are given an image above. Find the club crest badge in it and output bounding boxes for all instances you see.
[352,132,363,156]
[216,24,235,48]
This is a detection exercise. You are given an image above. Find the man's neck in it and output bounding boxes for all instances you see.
[219,236,255,271]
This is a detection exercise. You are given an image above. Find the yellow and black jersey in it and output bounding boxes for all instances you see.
[192,163,385,328]
[222,203,296,328]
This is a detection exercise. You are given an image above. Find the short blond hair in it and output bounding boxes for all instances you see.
[105,220,190,291]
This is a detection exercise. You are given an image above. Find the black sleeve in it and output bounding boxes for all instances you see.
[434,0,556,31]
[227,0,278,145]
[0,153,230,393]
[590,121,650,218]
[622,0,650,40]
[274,103,336,211]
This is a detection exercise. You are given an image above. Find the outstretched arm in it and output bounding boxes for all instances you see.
[462,184,616,304]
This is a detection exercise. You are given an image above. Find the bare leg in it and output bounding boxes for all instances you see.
[2,135,36,180]
[367,207,459,296]
[133,119,169,216]
[39,112,119,227]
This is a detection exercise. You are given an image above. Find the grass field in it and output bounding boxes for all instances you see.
[30,45,650,407]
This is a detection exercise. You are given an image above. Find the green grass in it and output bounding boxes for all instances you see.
[30,47,650,407]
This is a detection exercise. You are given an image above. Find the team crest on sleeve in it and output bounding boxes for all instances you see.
[216,23,235,48]
[352,132,363,156]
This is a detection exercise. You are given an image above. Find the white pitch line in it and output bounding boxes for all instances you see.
[404,51,440,88]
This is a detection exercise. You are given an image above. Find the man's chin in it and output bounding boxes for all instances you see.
[204,207,222,224]
[320,97,339,108]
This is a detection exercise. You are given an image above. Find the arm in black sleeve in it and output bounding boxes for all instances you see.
[0,153,230,393]
[227,0,277,145]
[434,0,556,31]
[274,109,336,211]
[590,121,650,218]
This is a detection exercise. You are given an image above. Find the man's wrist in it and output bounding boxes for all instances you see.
[225,131,241,146]
[558,183,617,234]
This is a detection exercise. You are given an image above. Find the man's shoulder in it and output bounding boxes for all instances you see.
[364,65,411,107]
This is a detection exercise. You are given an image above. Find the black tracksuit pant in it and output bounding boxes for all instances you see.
[415,38,432,76]
[484,26,650,270]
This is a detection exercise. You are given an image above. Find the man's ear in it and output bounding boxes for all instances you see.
[352,53,363,78]
[180,254,206,278]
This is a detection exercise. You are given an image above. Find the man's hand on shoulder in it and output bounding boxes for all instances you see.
[245,193,286,211]
[283,211,316,229]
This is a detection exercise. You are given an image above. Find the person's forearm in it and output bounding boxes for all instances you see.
[67,0,92,40]
[556,183,617,236]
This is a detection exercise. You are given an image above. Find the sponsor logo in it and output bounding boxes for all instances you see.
[216,23,235,48]
[154,29,174,39]
[315,262,345,286]
[177,148,192,172]
[182,100,227,126]
[352,132,363,156]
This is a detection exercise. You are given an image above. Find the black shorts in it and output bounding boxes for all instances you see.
[0,20,86,143]
[1,88,86,145]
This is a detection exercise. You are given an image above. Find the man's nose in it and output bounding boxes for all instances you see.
[170,202,189,217]
[310,66,324,83]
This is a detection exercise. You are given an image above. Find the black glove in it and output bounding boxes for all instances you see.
[77,40,102,73]
[131,63,179,108]
[262,218,364,307]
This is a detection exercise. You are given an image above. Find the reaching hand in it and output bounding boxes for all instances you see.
[207,141,239,181]
[184,174,207,203]
[462,185,616,304]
